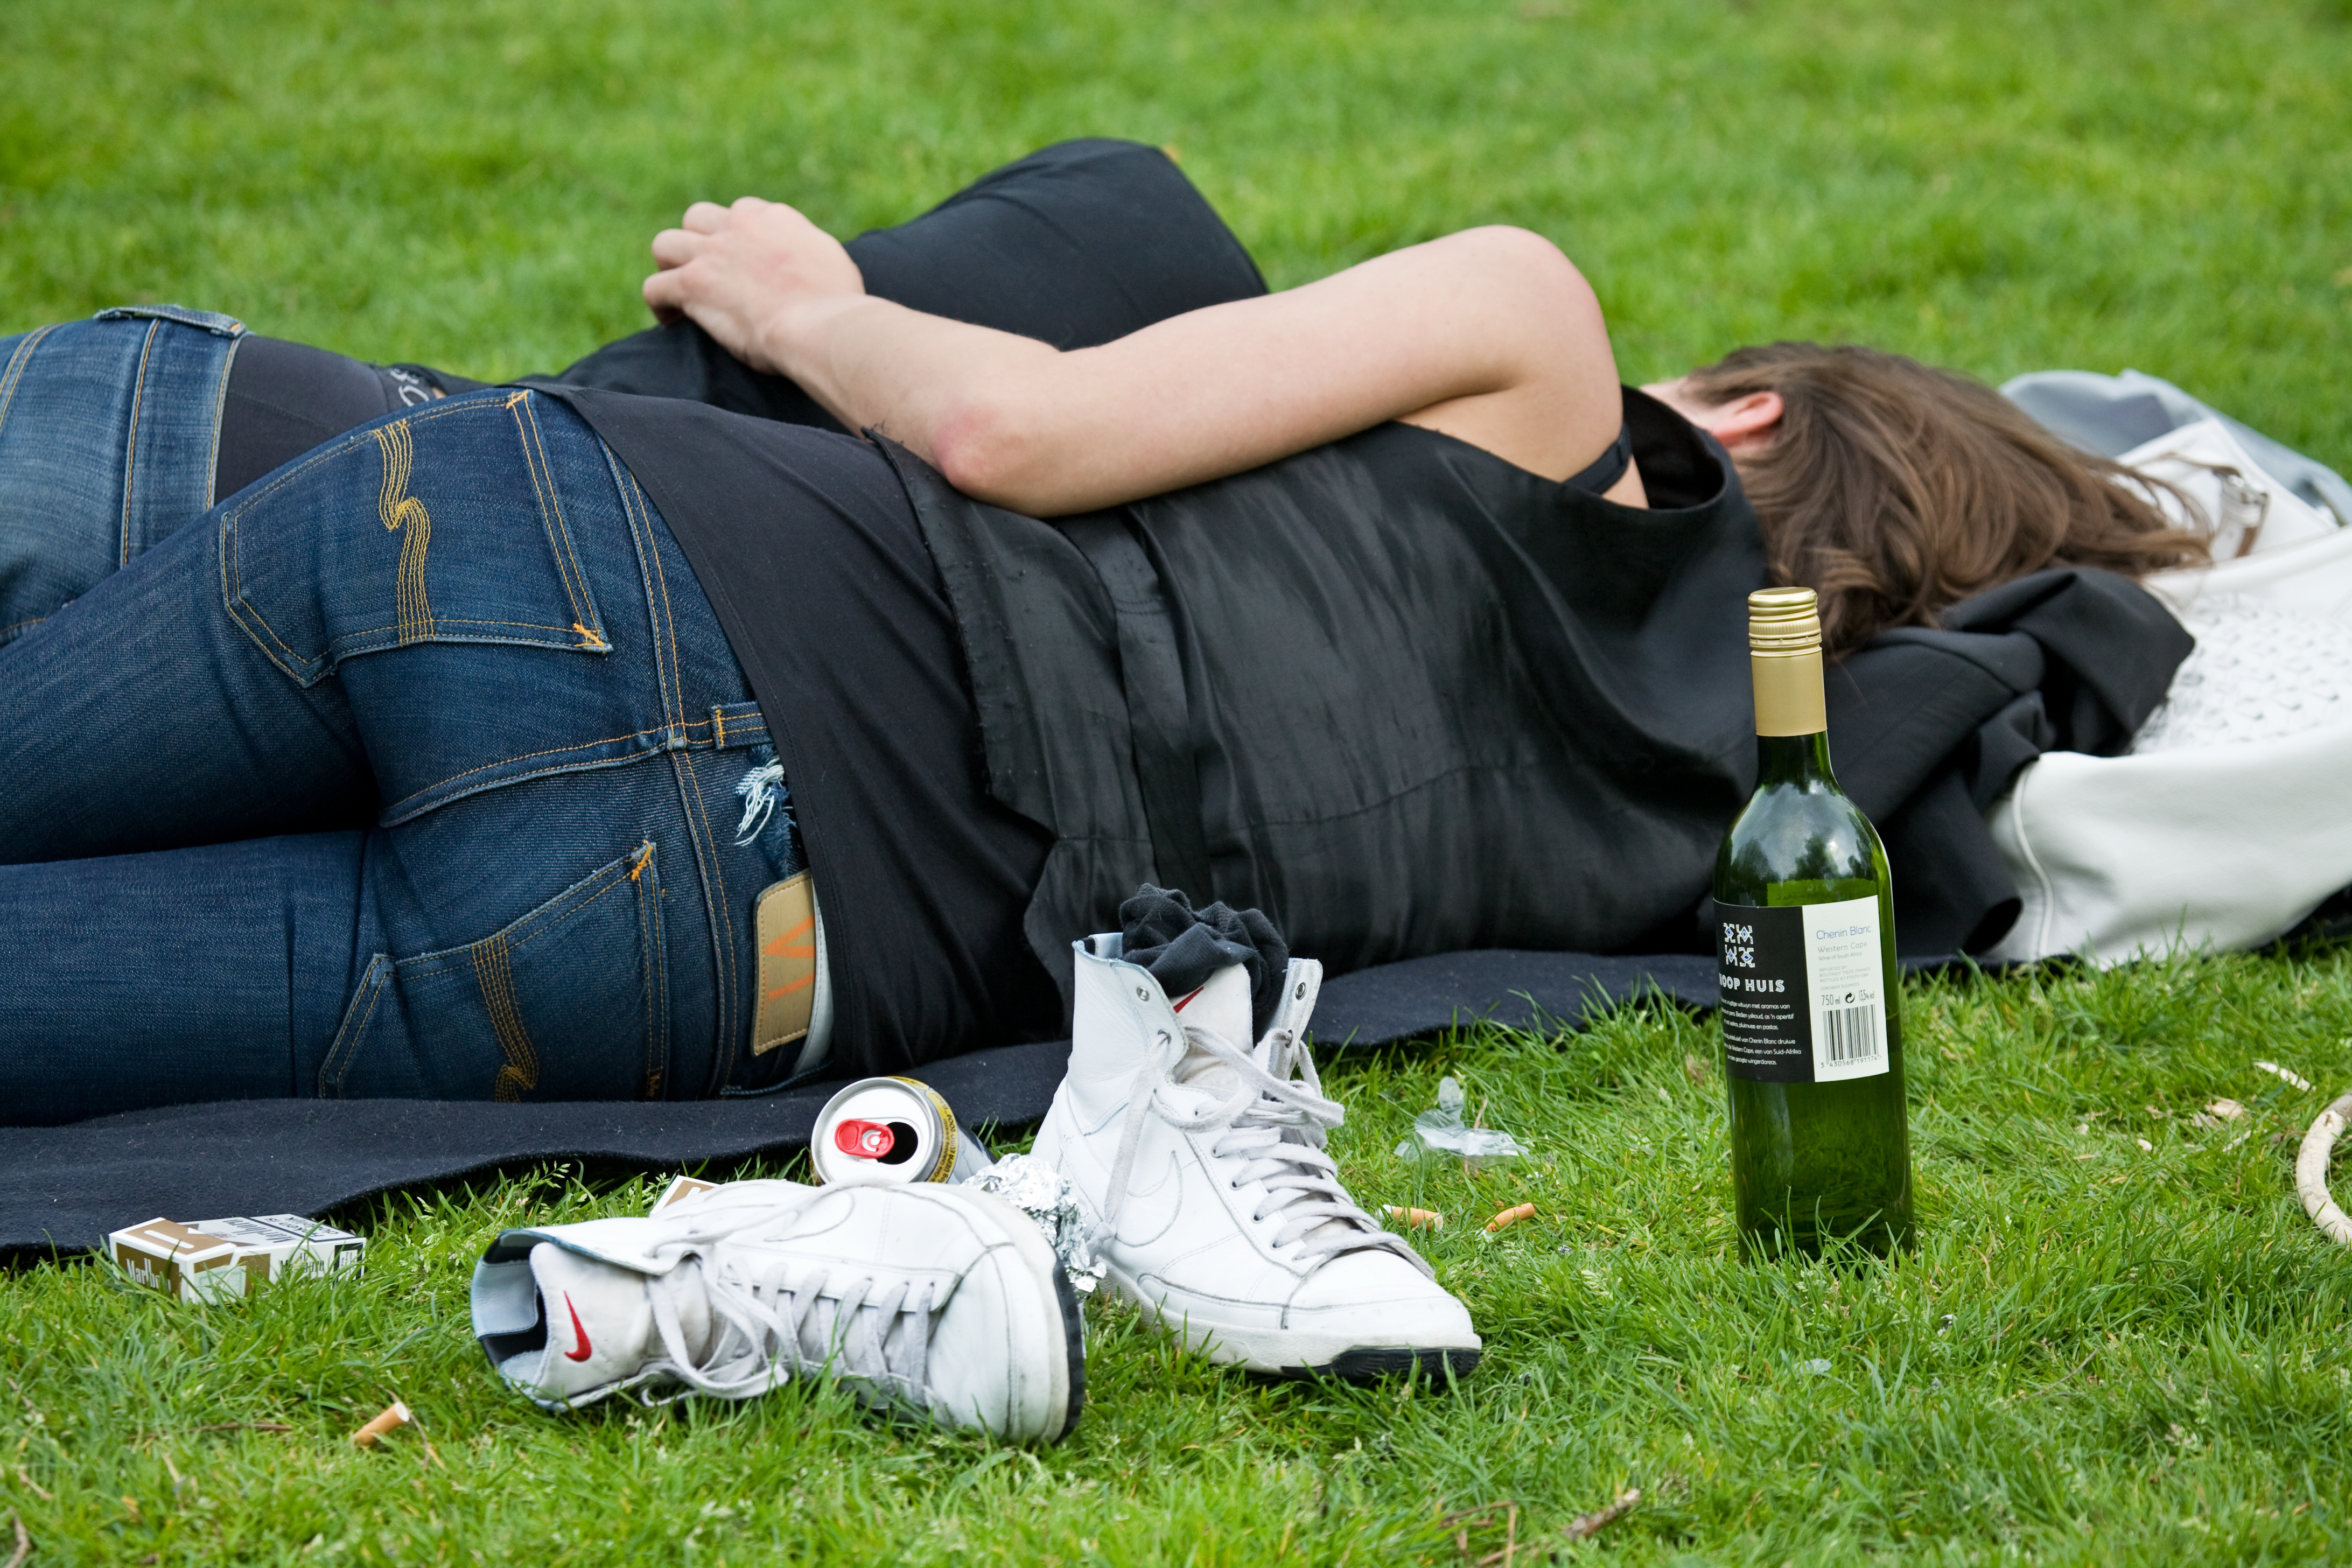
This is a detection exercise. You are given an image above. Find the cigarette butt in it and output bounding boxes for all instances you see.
[351,1401,412,1448]
[1382,1205,1444,1230]
[1484,1202,1537,1233]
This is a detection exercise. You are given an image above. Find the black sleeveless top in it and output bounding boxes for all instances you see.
[888,387,1769,1005]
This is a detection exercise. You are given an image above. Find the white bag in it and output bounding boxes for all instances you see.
[1982,487,2352,965]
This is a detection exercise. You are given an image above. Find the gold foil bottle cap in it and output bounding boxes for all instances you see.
[1748,586,1822,656]
[1747,586,1826,735]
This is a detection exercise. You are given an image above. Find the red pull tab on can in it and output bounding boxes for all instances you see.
[834,1119,896,1160]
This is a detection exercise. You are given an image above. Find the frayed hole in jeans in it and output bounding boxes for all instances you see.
[733,751,787,846]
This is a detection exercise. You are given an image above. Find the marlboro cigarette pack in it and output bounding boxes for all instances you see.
[107,1215,366,1303]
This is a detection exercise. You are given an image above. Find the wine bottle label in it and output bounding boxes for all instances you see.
[1716,895,1891,1083]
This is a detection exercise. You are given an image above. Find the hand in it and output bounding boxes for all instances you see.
[643,197,864,374]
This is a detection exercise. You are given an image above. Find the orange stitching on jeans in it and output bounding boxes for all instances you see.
[390,863,629,980]
[611,470,687,733]
[226,611,607,682]
[221,513,318,673]
[117,319,160,567]
[632,474,690,730]
[493,949,536,1076]
[711,706,765,748]
[535,398,601,636]
[396,513,433,642]
[217,397,500,655]
[360,898,607,988]
[245,614,607,645]
[509,398,568,607]
[499,865,630,951]
[383,750,692,825]
[512,395,598,634]
[628,841,655,882]
[361,395,493,433]
[524,397,594,611]
[219,411,419,516]
[372,421,436,643]
[383,723,669,807]
[374,419,412,530]
[214,387,494,524]
[572,621,608,649]
[474,932,540,1102]
[600,450,681,733]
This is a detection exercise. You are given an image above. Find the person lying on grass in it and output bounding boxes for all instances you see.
[0,140,2203,1126]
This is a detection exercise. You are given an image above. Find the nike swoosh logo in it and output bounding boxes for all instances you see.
[562,1292,593,1362]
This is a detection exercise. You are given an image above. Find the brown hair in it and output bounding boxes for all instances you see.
[1681,342,2209,655]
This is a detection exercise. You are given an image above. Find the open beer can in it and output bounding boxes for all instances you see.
[810,1076,992,1187]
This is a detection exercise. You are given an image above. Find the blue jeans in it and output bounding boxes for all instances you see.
[0,318,803,1125]
[0,305,246,649]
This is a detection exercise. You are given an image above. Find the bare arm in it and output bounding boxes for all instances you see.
[645,198,1637,516]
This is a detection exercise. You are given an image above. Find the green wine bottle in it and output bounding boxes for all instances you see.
[1713,587,1915,1259]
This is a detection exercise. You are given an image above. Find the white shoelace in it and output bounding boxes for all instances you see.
[639,1255,942,1409]
[1089,1020,1432,1279]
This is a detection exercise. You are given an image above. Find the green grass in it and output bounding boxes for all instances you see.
[11,955,2352,1564]
[6,0,2352,1562]
[5,0,2350,460]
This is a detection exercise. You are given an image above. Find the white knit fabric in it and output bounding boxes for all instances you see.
[2130,596,2352,754]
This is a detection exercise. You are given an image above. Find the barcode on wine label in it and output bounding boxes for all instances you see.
[1818,1002,1882,1065]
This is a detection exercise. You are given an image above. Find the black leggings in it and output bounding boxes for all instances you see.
[215,139,1268,498]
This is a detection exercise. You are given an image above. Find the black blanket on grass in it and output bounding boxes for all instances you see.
[1,950,1717,1259]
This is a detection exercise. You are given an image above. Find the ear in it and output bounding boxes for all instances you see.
[1691,390,1783,450]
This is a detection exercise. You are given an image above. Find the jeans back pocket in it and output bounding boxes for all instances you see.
[319,841,671,1102]
[222,390,612,684]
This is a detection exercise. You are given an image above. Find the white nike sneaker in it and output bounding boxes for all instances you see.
[468,1177,1083,1443]
[1031,935,1482,1381]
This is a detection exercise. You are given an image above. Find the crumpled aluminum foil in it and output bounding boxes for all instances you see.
[964,1153,1103,1293]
